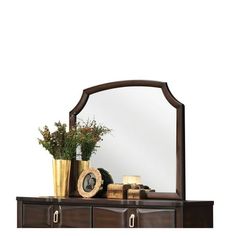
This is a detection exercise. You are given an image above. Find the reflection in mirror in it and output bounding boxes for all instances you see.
[76,87,176,193]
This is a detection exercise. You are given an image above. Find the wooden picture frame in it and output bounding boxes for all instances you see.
[77,168,103,198]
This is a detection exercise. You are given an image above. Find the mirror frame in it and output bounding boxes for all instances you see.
[69,80,185,200]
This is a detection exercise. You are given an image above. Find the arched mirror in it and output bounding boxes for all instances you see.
[69,80,185,200]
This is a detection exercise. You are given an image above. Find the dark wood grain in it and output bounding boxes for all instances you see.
[59,206,91,228]
[93,207,129,228]
[16,197,214,228]
[16,196,185,207]
[21,204,53,228]
[17,200,23,228]
[69,80,185,200]
[137,208,175,228]
[183,202,213,228]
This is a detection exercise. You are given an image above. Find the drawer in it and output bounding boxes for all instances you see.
[137,208,175,228]
[22,204,52,228]
[21,204,92,228]
[93,207,130,228]
[59,205,91,227]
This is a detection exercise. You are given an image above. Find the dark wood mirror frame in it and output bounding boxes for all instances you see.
[69,80,185,200]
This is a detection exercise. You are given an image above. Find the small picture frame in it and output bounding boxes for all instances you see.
[77,168,103,198]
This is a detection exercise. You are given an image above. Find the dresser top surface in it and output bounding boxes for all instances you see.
[16,196,214,207]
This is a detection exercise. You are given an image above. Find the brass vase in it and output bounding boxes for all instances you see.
[53,159,71,197]
[78,160,90,177]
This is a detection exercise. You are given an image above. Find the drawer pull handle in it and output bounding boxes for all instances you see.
[129,214,135,228]
[53,210,59,223]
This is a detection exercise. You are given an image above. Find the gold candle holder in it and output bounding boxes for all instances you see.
[123,175,141,185]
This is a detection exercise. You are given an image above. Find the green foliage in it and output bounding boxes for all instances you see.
[38,121,79,160]
[77,119,111,161]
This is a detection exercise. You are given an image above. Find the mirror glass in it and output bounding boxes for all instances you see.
[76,87,176,193]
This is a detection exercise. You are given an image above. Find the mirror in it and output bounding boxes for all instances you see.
[69,80,185,200]
[76,87,176,192]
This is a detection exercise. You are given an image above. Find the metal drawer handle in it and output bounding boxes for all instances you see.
[129,214,135,228]
[53,210,59,223]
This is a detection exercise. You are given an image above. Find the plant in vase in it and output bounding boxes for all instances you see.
[76,119,111,175]
[38,121,80,197]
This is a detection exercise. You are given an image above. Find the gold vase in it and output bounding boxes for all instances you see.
[53,159,71,197]
[78,160,90,177]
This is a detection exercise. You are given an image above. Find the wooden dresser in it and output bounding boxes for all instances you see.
[17,197,213,228]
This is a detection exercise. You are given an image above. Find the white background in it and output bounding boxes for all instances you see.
[0,1,236,235]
